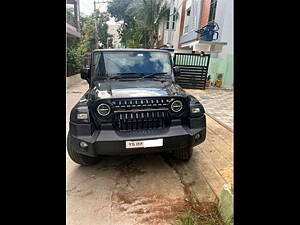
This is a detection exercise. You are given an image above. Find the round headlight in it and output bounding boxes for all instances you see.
[97,103,111,116]
[171,100,183,112]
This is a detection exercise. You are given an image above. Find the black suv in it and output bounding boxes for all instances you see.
[67,49,206,165]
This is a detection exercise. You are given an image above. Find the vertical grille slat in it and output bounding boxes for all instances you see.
[112,97,174,131]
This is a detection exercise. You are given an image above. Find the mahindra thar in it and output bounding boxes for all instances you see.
[67,49,206,166]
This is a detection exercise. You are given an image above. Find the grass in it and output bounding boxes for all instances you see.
[172,202,228,225]
[169,173,228,225]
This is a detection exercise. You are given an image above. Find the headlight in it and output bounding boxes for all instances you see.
[97,103,111,116]
[171,100,183,112]
[189,104,204,117]
[188,95,205,118]
[70,106,90,123]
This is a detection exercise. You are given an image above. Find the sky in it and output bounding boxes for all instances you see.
[79,0,119,25]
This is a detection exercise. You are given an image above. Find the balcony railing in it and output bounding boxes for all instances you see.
[67,14,76,28]
[66,0,80,33]
[180,30,198,44]
[184,25,189,34]
[66,3,80,37]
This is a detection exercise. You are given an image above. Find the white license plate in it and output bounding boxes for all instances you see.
[126,138,163,149]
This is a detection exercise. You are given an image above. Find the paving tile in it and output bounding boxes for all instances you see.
[186,89,233,130]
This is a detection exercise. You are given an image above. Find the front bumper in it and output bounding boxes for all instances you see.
[68,123,206,157]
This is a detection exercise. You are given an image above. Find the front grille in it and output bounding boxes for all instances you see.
[112,98,172,131]
[114,110,169,131]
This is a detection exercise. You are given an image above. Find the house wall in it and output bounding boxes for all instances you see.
[180,0,202,44]
[173,0,184,49]
[199,0,211,28]
[158,20,165,47]
[215,0,233,57]
[208,54,233,89]
[163,0,233,89]
[66,0,81,38]
[107,24,121,48]
[163,29,170,45]
[207,0,233,89]
[183,0,192,31]
[178,0,187,48]
[158,0,178,48]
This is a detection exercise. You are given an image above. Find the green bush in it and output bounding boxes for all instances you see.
[66,47,83,76]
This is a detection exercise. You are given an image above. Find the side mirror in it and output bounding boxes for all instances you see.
[80,68,91,83]
[174,66,181,77]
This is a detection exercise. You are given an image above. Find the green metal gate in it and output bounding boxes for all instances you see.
[173,53,210,89]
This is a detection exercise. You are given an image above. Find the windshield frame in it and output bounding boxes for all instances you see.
[92,50,174,80]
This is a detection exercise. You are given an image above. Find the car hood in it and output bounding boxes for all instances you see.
[89,80,187,100]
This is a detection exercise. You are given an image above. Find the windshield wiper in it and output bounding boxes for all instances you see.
[140,72,169,81]
[141,72,168,79]
[108,73,143,80]
[106,72,169,81]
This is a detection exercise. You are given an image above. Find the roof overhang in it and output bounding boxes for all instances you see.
[66,23,81,38]
[93,48,171,52]
[181,40,227,53]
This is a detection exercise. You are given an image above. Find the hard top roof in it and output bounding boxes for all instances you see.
[93,48,170,53]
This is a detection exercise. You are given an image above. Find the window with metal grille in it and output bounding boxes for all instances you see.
[166,8,177,30]
[187,8,191,16]
[208,0,218,23]
[184,7,191,33]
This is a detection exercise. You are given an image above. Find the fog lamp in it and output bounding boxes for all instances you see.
[194,133,201,141]
[79,141,88,149]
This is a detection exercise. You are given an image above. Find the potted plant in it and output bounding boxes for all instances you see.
[215,73,223,88]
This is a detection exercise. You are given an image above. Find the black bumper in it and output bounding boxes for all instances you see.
[68,123,206,157]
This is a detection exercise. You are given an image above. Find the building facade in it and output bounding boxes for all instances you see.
[107,23,122,48]
[66,0,81,39]
[158,0,233,89]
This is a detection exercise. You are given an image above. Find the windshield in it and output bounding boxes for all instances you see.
[94,51,172,77]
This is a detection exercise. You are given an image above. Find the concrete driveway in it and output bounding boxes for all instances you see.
[66,81,233,225]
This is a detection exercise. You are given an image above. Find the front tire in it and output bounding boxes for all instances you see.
[67,132,99,166]
[173,146,193,161]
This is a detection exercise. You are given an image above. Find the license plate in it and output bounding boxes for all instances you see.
[126,138,163,149]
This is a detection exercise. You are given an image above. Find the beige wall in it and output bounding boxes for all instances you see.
[157,0,184,49]
[158,0,215,50]
[158,20,165,44]
[107,24,121,48]
[163,29,169,45]
[173,0,184,49]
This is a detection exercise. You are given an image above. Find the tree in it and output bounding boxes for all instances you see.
[107,0,136,46]
[78,16,97,53]
[67,15,96,76]
[128,0,170,48]
[107,0,133,24]
[107,0,171,48]
[67,7,82,75]
[79,13,91,29]
[95,11,112,48]
[67,9,113,76]
[77,10,112,51]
